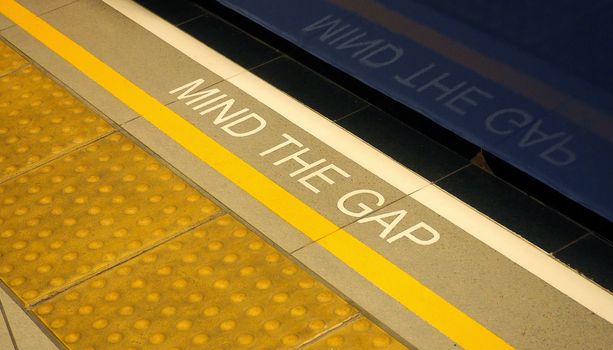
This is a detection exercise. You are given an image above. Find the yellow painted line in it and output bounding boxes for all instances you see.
[0,1,514,348]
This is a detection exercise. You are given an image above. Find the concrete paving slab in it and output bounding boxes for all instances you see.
[0,286,58,350]
[0,14,9,33]
[329,194,613,349]
[1,25,138,125]
[103,0,246,81]
[166,79,405,230]
[0,0,77,30]
[40,0,223,105]
[0,298,16,350]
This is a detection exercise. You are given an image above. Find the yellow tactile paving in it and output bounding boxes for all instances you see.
[303,316,410,350]
[34,215,359,350]
[0,23,411,350]
[0,63,113,181]
[0,133,220,305]
[0,40,26,76]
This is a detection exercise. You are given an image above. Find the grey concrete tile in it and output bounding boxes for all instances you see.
[0,14,11,32]
[251,56,367,120]
[134,0,205,25]
[0,286,58,350]
[0,0,77,30]
[179,10,280,69]
[1,25,138,125]
[17,0,76,13]
[293,242,458,350]
[166,79,406,230]
[437,165,588,252]
[339,106,468,181]
[41,0,223,105]
[0,300,16,350]
[122,117,311,253]
[335,195,613,349]
[555,234,613,292]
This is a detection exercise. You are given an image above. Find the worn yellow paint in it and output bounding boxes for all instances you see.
[0,1,514,348]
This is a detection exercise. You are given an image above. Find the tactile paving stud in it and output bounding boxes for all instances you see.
[0,133,220,305]
[303,316,410,350]
[35,215,358,349]
[0,40,26,76]
[0,64,112,180]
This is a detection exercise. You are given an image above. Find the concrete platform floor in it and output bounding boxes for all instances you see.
[0,1,611,349]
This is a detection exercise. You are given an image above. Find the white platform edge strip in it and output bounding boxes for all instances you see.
[104,0,613,323]
[106,0,245,80]
[103,0,429,196]
[227,72,430,194]
[412,186,613,323]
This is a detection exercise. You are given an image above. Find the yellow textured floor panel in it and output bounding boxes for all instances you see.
[34,215,359,350]
[0,133,220,305]
[303,316,410,350]
[0,64,113,180]
[0,39,26,76]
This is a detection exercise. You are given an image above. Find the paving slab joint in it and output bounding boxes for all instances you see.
[25,210,227,309]
[0,297,19,350]
[297,313,361,349]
